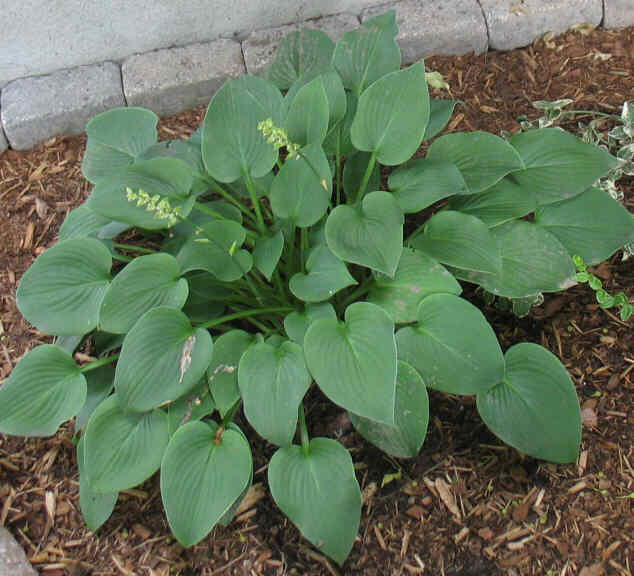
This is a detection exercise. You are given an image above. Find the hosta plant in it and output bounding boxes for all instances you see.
[1,11,633,565]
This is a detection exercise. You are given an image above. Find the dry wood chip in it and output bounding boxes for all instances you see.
[568,480,587,494]
[579,563,605,576]
[434,478,461,520]
[478,527,494,541]
[235,483,266,515]
[406,505,425,520]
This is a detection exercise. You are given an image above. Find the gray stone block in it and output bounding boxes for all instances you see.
[0,62,125,151]
[0,527,37,576]
[362,0,488,64]
[123,39,246,118]
[243,13,360,77]
[603,0,634,28]
[0,106,7,155]
[479,0,603,51]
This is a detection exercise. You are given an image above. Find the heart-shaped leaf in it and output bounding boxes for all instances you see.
[349,361,429,458]
[161,421,252,546]
[0,345,86,436]
[177,220,253,282]
[304,302,397,424]
[166,379,216,436]
[410,211,501,275]
[535,187,634,264]
[510,128,618,205]
[289,244,357,303]
[284,303,337,345]
[427,132,524,193]
[449,175,536,228]
[253,230,284,281]
[268,438,361,565]
[83,395,169,492]
[202,76,285,183]
[114,308,213,412]
[87,157,195,230]
[456,221,576,298]
[99,253,189,334]
[75,364,115,432]
[208,330,257,417]
[82,107,158,183]
[343,152,381,201]
[388,158,468,213]
[284,76,329,146]
[17,238,112,336]
[323,91,358,157]
[77,437,118,532]
[477,343,581,463]
[268,29,335,90]
[333,11,400,94]
[269,143,331,228]
[238,340,312,446]
[58,203,129,242]
[396,294,504,395]
[181,273,227,323]
[350,61,429,166]
[368,248,461,323]
[326,191,404,276]
[424,99,458,141]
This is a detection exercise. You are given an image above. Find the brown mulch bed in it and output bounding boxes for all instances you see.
[1,26,633,576]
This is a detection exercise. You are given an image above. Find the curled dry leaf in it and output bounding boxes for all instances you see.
[434,478,461,520]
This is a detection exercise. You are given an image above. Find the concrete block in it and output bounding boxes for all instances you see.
[0,527,37,576]
[0,106,7,155]
[603,0,634,28]
[243,13,360,77]
[362,0,488,64]
[1,62,125,151]
[123,39,245,117]
[479,0,603,51]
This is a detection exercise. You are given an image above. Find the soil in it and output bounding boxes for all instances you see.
[1,25,633,576]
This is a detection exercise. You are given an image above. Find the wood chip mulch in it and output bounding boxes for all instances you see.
[0,25,633,576]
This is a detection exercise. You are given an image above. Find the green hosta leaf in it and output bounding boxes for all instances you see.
[410,211,501,275]
[93,332,125,356]
[427,131,524,193]
[58,203,129,242]
[304,302,397,424]
[268,438,361,565]
[326,191,404,276]
[77,437,118,532]
[227,171,274,199]
[167,379,216,436]
[177,220,253,282]
[202,76,284,183]
[477,343,581,463]
[182,275,226,324]
[208,330,256,417]
[333,11,400,94]
[87,157,195,230]
[253,230,284,281]
[137,139,205,176]
[270,143,331,228]
[114,308,213,412]
[396,294,504,395]
[457,221,576,298]
[0,345,86,436]
[83,395,169,492]
[82,107,158,183]
[17,238,112,336]
[535,187,634,264]
[388,158,468,213]
[343,152,381,201]
[284,303,337,345]
[284,76,329,146]
[289,244,357,303]
[268,29,335,89]
[161,421,252,547]
[351,61,429,166]
[54,334,84,354]
[99,254,189,334]
[510,128,618,205]
[238,340,311,446]
[323,91,358,157]
[368,248,461,323]
[424,99,458,141]
[449,175,536,228]
[75,364,115,431]
[349,361,429,458]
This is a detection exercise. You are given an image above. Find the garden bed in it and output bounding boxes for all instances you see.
[0,25,632,576]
